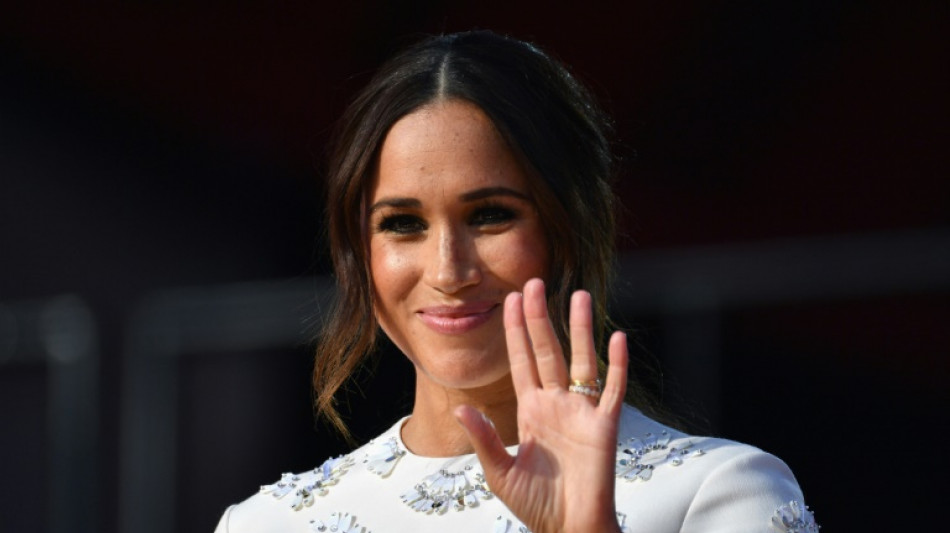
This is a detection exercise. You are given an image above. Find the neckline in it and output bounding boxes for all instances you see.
[389,415,519,460]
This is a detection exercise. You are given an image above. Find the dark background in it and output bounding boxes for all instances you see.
[1,1,947,532]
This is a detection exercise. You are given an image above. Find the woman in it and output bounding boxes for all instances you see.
[216,31,817,533]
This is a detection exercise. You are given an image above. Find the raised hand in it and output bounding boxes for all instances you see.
[455,278,628,533]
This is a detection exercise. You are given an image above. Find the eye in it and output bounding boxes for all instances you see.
[470,205,517,226]
[376,214,427,235]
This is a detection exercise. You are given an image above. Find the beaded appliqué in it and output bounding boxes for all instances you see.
[615,431,705,481]
[400,464,493,514]
[616,511,631,533]
[309,511,370,533]
[771,500,819,532]
[260,454,355,510]
[364,436,406,477]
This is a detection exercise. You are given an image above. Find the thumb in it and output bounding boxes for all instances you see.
[454,405,515,482]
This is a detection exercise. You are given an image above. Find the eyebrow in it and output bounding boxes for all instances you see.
[460,186,531,202]
[368,197,421,213]
[369,186,531,213]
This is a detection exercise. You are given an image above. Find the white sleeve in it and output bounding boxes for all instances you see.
[680,449,811,532]
[213,505,234,533]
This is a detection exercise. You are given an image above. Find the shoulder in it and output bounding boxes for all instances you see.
[214,453,358,533]
[214,415,530,532]
[214,419,405,533]
[615,405,802,486]
[613,406,818,533]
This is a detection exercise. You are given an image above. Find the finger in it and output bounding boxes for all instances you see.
[522,278,568,389]
[568,290,598,382]
[598,331,628,418]
[454,405,514,486]
[504,291,541,393]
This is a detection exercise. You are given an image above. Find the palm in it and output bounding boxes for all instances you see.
[456,279,627,533]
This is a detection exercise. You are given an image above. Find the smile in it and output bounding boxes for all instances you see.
[416,302,498,335]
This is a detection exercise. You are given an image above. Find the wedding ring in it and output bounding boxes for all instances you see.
[568,379,602,398]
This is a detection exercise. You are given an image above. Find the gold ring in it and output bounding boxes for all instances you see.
[568,379,602,398]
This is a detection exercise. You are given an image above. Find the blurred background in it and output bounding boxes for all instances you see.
[1,1,947,531]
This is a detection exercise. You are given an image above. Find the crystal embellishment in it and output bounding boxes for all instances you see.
[259,454,355,511]
[400,465,493,514]
[772,500,819,532]
[309,511,370,533]
[364,436,406,478]
[614,431,705,481]
[616,511,631,533]
[260,472,299,499]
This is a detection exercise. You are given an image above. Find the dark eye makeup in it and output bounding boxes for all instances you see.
[468,203,518,226]
[376,214,427,235]
[374,201,522,236]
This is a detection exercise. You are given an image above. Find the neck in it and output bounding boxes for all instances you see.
[401,373,519,457]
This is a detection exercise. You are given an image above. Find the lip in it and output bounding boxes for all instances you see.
[416,301,498,335]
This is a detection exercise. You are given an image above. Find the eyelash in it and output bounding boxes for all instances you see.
[375,203,519,235]
[376,214,425,235]
[470,203,518,225]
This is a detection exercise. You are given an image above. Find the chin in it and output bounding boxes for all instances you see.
[415,350,512,391]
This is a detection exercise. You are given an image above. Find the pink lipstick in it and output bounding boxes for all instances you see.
[417,302,497,335]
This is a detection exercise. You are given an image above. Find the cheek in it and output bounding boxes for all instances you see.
[368,242,421,356]
[369,241,416,305]
[483,229,549,283]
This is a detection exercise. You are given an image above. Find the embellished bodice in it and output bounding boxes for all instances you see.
[217,406,817,533]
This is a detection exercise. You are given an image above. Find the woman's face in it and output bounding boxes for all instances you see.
[368,99,549,391]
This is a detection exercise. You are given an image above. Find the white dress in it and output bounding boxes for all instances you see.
[215,406,818,532]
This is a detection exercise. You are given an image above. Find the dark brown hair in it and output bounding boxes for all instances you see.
[315,30,656,440]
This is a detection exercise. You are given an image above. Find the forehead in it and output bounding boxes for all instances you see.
[369,100,530,200]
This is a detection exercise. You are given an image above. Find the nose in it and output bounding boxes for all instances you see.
[423,224,481,294]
